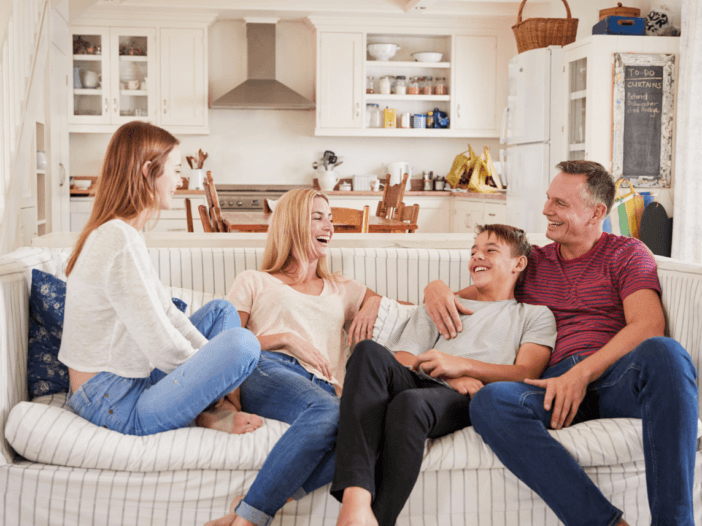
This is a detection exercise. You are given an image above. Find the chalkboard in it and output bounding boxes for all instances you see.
[612,54,675,187]
[622,65,663,177]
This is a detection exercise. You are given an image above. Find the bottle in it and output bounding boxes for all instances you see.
[394,76,407,95]
[426,111,434,129]
[400,112,411,129]
[366,76,376,94]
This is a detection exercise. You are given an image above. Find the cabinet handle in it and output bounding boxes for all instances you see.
[59,163,66,187]
[104,98,108,113]
[457,104,461,119]
[488,213,496,217]
[163,99,167,114]
[356,102,360,118]
[113,98,118,113]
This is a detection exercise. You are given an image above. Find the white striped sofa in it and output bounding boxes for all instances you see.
[0,244,700,526]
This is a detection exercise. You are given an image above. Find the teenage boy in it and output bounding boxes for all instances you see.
[332,224,558,526]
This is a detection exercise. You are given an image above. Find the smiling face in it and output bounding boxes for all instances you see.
[308,196,334,262]
[470,231,526,298]
[542,172,605,256]
[154,146,183,210]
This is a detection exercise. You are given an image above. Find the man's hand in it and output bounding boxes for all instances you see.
[424,280,473,339]
[347,295,382,346]
[524,368,589,430]
[413,349,467,379]
[445,376,484,397]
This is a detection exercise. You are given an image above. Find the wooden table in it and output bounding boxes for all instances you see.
[222,211,418,233]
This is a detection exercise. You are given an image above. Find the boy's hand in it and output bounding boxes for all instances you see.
[445,376,484,397]
[424,280,473,339]
[413,349,466,379]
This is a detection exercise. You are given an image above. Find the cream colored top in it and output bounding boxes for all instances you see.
[228,270,366,387]
[58,219,208,377]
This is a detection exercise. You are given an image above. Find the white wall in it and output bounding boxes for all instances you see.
[69,18,502,185]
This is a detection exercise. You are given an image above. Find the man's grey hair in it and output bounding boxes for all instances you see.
[556,161,616,215]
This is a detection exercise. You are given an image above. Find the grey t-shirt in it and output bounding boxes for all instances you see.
[388,298,557,386]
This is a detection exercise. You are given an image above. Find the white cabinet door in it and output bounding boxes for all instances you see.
[110,28,156,125]
[69,27,111,125]
[403,197,451,233]
[318,32,363,129]
[160,28,206,127]
[48,42,71,232]
[452,199,484,233]
[453,35,497,132]
[484,202,506,224]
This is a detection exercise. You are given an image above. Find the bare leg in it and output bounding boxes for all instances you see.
[336,487,378,526]
[196,398,263,435]
[205,496,250,526]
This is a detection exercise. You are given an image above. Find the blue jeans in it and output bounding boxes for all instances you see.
[470,337,699,526]
[236,351,339,526]
[68,300,260,436]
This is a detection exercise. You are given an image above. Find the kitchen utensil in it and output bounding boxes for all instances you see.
[367,43,400,61]
[411,52,444,63]
[198,149,208,169]
[385,161,412,190]
[332,161,343,169]
[191,169,205,191]
[318,169,339,192]
[186,156,196,169]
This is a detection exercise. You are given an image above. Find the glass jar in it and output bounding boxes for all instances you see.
[394,75,407,95]
[366,76,376,94]
[400,112,411,128]
[434,77,447,95]
[379,76,392,95]
[408,76,420,95]
[426,111,434,129]
[422,76,433,95]
[367,103,381,128]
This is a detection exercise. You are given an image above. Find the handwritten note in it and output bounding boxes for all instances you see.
[623,65,663,177]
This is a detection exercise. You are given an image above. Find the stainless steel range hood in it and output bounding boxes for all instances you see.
[211,22,315,111]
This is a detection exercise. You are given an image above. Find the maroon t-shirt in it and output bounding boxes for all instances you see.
[515,232,661,367]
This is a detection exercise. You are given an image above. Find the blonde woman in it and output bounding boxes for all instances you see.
[207,189,381,526]
[59,121,262,437]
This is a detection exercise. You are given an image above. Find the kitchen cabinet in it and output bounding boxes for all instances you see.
[70,195,206,233]
[310,18,510,138]
[69,27,157,126]
[452,197,506,233]
[562,35,679,177]
[68,15,211,134]
[403,196,451,233]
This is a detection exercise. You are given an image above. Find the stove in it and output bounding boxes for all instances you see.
[215,184,310,211]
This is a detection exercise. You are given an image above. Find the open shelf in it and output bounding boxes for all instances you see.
[366,60,450,69]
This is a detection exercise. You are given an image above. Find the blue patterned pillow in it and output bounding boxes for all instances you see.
[27,269,188,398]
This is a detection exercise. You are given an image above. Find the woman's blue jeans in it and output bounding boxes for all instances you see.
[235,351,339,526]
[470,337,699,526]
[67,300,260,436]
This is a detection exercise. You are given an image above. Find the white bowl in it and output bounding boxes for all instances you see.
[368,43,400,61]
[411,52,444,63]
[74,180,91,190]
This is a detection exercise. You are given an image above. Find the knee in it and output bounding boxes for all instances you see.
[347,339,392,372]
[386,390,430,429]
[210,299,241,328]
[307,396,340,436]
[636,337,697,382]
[470,382,524,431]
[220,327,261,368]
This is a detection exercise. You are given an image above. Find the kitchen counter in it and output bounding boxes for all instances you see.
[69,188,205,196]
[325,190,506,200]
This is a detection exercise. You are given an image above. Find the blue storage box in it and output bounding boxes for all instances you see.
[593,16,645,35]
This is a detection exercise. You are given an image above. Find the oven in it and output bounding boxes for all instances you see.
[215,185,310,211]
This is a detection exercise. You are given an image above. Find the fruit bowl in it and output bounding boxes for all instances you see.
[367,43,400,61]
[74,180,92,190]
[411,52,444,63]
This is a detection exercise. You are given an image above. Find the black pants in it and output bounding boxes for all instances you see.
[331,340,473,526]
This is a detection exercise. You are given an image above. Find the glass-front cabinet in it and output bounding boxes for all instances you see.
[567,57,587,161]
[69,27,156,125]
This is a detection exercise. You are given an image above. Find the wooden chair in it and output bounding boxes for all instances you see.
[376,173,409,220]
[198,205,215,232]
[331,205,370,233]
[396,203,420,233]
[184,198,194,233]
[203,172,225,232]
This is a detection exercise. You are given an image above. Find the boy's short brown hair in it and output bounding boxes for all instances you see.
[474,224,531,284]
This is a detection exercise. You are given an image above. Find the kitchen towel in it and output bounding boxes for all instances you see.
[603,179,645,239]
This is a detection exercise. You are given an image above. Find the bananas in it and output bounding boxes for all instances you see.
[445,144,501,193]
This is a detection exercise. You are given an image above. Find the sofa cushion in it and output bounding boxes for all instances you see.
[26,271,191,399]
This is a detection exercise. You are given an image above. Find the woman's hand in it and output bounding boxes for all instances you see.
[445,376,484,397]
[284,332,333,381]
[347,294,382,346]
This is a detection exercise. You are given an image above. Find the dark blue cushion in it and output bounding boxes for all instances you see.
[27,269,187,398]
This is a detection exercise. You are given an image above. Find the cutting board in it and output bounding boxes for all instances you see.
[640,202,672,257]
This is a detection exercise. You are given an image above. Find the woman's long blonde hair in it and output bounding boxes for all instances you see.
[66,121,179,276]
[260,188,338,283]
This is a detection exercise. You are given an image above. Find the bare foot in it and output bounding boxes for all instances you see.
[197,398,263,435]
[616,520,630,526]
[205,495,246,526]
[336,487,378,526]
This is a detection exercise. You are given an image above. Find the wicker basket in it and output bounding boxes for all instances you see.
[512,0,579,54]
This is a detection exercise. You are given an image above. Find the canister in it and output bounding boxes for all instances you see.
[400,112,411,129]
[412,114,426,129]
[383,107,397,128]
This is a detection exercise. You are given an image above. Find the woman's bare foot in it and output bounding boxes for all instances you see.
[205,495,247,526]
[196,398,263,435]
[336,487,378,526]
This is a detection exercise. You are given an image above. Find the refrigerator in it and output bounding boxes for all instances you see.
[500,46,565,234]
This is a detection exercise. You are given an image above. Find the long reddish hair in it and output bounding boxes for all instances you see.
[66,121,179,275]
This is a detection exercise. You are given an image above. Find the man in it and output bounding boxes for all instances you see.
[333,224,557,526]
[423,161,698,526]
